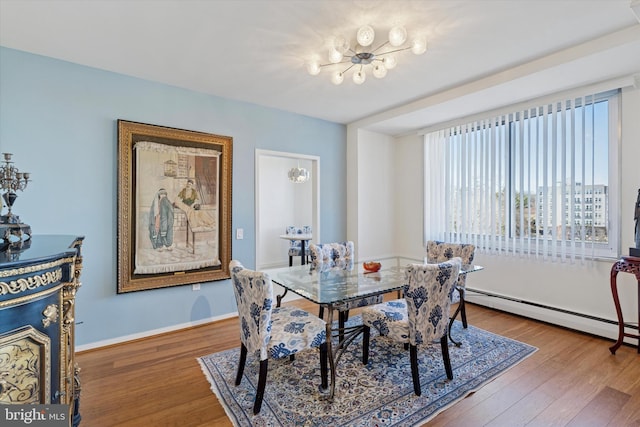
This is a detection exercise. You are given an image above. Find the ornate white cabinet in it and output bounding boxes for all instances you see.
[0,235,84,426]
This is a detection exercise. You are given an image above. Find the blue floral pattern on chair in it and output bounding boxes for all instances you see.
[361,258,462,395]
[230,260,327,414]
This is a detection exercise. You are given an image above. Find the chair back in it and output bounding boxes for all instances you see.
[309,241,354,271]
[230,260,274,360]
[403,258,462,346]
[426,240,475,287]
[286,225,312,251]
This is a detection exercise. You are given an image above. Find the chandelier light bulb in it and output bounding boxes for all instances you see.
[388,26,407,47]
[307,60,321,75]
[331,71,344,85]
[372,63,387,78]
[383,55,397,69]
[328,47,343,64]
[334,35,350,54]
[353,69,366,84]
[356,25,375,47]
[411,37,428,55]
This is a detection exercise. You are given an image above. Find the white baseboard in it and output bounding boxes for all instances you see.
[76,311,238,352]
[466,292,630,344]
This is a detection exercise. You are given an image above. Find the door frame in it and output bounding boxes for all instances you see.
[255,149,320,270]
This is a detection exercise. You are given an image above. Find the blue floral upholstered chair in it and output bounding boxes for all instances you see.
[309,241,384,336]
[426,240,476,330]
[286,225,312,266]
[361,258,462,396]
[230,260,328,414]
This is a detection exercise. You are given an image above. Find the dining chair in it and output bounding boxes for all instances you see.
[308,241,383,335]
[286,225,311,266]
[426,240,476,329]
[230,260,328,414]
[361,257,462,396]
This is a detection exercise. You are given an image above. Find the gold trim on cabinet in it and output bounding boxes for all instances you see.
[0,326,51,404]
[42,304,59,328]
[0,267,64,296]
[0,256,75,279]
[0,281,65,309]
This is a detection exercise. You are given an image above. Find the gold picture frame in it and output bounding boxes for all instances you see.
[117,120,232,293]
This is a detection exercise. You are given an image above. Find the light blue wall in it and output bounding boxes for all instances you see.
[0,47,347,346]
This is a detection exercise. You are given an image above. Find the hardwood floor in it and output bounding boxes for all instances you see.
[76,299,640,426]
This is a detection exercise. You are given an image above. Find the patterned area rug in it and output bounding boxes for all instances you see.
[198,319,537,427]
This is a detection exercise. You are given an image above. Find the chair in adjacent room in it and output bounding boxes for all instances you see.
[286,225,312,266]
[229,260,328,414]
[308,241,384,337]
[361,258,462,396]
[426,240,476,334]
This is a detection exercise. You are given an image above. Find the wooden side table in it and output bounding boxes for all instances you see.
[609,255,640,354]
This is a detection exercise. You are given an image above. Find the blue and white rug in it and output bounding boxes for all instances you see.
[198,319,537,427]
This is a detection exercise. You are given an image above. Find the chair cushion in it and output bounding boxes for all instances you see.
[268,306,327,359]
[362,299,409,343]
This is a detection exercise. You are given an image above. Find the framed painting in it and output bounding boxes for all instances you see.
[117,120,232,293]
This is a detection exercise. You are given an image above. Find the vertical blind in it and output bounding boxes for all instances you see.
[424,90,618,262]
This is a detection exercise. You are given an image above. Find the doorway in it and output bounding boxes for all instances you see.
[255,149,320,270]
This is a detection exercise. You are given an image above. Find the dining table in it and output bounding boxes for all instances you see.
[279,233,313,265]
[263,256,483,401]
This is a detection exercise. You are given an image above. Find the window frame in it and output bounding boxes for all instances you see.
[424,89,621,261]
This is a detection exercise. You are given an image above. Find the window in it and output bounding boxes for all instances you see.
[424,90,620,261]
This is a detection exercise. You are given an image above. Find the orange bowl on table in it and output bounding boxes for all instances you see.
[363,261,381,272]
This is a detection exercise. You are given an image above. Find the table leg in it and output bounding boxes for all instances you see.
[301,241,306,265]
[609,267,624,355]
[323,305,336,401]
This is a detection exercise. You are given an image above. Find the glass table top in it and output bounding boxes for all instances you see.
[263,256,483,306]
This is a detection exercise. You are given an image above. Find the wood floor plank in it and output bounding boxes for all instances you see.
[75,300,640,426]
[566,386,631,427]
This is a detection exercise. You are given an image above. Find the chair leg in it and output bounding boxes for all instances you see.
[235,343,248,386]
[409,344,421,396]
[459,288,468,328]
[338,311,346,343]
[319,342,328,389]
[362,325,370,364]
[440,335,454,380]
[253,359,269,415]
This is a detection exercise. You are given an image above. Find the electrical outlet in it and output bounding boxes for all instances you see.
[236,228,244,239]
[192,283,201,291]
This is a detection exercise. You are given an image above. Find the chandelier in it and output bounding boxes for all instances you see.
[306,24,427,85]
[288,166,310,183]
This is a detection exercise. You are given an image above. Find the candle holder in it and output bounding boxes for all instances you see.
[0,153,32,242]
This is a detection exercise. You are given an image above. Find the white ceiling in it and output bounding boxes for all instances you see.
[1,0,639,135]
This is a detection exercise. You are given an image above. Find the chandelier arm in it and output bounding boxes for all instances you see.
[340,63,356,74]
[375,46,413,57]
[370,41,390,54]
[318,60,353,68]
